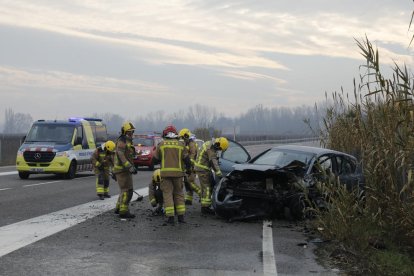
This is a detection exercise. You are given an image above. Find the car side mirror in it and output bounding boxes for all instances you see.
[20,135,26,145]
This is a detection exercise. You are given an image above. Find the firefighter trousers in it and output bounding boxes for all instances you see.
[96,170,110,196]
[198,171,213,208]
[161,176,185,217]
[184,172,201,202]
[115,171,133,215]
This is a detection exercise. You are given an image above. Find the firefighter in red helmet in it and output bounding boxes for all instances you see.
[154,125,190,225]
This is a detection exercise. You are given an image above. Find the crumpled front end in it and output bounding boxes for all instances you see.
[212,166,308,221]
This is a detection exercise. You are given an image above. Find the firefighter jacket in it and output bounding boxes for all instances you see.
[113,135,135,174]
[148,179,161,206]
[153,138,190,178]
[187,139,198,167]
[91,147,114,174]
[194,141,221,173]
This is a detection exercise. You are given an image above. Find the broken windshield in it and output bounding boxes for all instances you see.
[252,149,313,168]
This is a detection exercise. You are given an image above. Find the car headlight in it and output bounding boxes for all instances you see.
[55,151,68,157]
[17,150,24,157]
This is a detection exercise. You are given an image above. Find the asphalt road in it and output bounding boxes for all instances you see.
[0,143,338,276]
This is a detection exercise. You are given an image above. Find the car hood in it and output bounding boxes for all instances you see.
[232,163,277,172]
[230,160,308,181]
[19,142,72,152]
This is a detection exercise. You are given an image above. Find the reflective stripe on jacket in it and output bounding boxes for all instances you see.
[113,135,135,173]
[91,148,114,174]
[154,139,188,177]
[194,141,221,173]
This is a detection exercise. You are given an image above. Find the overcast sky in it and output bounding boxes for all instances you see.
[0,0,413,124]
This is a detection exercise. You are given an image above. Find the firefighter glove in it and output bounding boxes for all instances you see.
[129,166,138,174]
[216,171,222,177]
[110,172,117,181]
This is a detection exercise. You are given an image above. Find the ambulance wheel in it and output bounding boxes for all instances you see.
[65,161,77,179]
[18,171,30,179]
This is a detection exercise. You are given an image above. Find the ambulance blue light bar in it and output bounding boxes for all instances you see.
[68,117,102,122]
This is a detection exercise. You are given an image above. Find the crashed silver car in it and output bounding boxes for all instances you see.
[212,145,364,221]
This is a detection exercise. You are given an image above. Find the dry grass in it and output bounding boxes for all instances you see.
[310,36,414,275]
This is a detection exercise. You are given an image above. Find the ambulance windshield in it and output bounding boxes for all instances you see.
[25,124,75,144]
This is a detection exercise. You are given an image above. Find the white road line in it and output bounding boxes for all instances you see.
[263,220,278,276]
[0,171,17,176]
[0,187,148,258]
[23,181,62,187]
[0,188,12,191]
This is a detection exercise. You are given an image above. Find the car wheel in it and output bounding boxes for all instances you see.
[18,171,30,179]
[65,161,77,179]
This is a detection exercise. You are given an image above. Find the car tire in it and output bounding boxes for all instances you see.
[18,171,30,179]
[65,161,77,179]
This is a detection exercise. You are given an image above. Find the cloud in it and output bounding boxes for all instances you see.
[0,66,170,96]
[0,0,411,72]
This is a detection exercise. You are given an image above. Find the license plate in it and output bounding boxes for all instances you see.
[30,168,44,172]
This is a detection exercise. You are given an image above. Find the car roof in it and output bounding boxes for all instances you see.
[270,145,356,159]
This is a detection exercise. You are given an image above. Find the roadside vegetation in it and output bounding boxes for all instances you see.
[310,36,414,275]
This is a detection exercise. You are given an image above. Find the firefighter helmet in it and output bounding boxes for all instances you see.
[121,121,135,134]
[179,128,191,138]
[152,169,161,183]
[214,137,229,151]
[162,125,178,138]
[104,140,116,152]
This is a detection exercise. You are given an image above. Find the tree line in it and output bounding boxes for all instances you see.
[2,103,325,138]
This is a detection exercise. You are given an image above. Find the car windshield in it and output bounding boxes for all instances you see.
[25,124,75,144]
[133,137,154,146]
[252,148,314,168]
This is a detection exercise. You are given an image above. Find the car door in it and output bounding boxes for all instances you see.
[335,155,364,192]
[219,139,251,176]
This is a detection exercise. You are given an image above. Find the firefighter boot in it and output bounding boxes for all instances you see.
[165,216,175,225]
[98,195,104,200]
[104,193,111,198]
[178,215,186,223]
[114,208,119,214]
[120,212,136,219]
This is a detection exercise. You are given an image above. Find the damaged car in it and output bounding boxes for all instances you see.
[212,145,364,221]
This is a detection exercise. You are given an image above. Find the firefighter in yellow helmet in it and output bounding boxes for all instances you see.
[194,137,229,215]
[113,121,138,219]
[148,169,164,215]
[91,140,115,200]
[153,125,190,225]
[179,128,201,205]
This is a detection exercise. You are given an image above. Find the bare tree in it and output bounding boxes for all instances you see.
[3,108,33,134]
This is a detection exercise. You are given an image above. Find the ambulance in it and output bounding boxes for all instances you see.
[16,117,107,179]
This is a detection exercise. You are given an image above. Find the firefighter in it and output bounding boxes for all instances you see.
[178,128,201,205]
[91,140,115,200]
[153,125,190,225]
[149,169,163,215]
[194,137,229,215]
[113,121,138,219]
